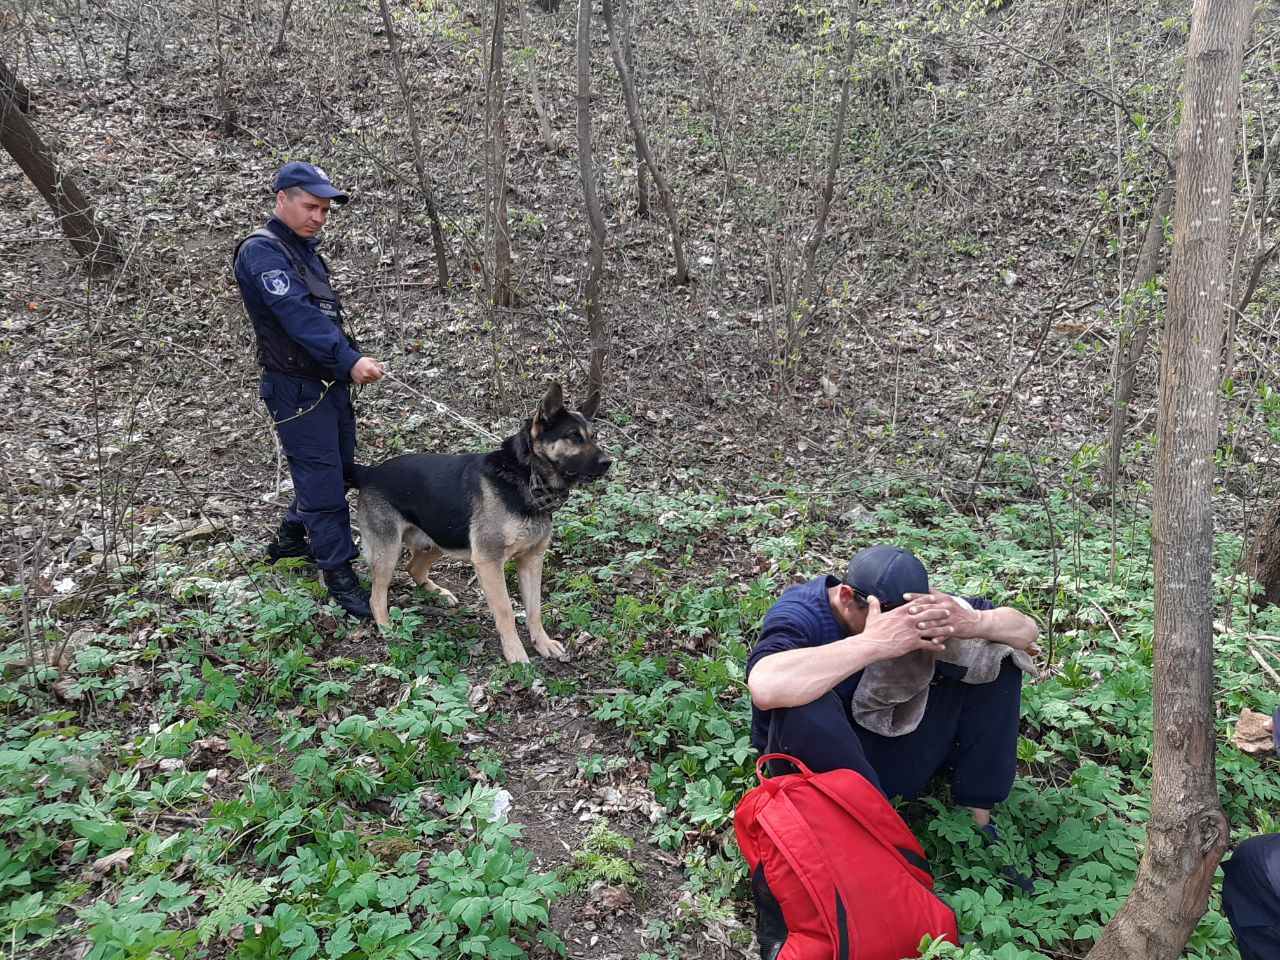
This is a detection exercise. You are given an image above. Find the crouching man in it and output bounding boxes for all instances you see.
[746,544,1039,881]
[1222,709,1280,960]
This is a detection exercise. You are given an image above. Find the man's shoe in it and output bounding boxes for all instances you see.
[979,823,1036,894]
[267,520,314,563]
[322,565,373,620]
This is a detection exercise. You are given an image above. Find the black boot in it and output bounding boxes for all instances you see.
[322,564,372,620]
[266,519,314,563]
[979,822,1036,894]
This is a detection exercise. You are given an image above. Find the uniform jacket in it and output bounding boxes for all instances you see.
[234,217,362,381]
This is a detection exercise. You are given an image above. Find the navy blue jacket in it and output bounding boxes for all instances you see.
[234,217,362,382]
[746,575,994,750]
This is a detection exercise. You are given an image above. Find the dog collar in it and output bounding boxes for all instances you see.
[528,459,571,513]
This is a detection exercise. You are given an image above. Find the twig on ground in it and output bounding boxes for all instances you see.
[1086,598,1123,648]
[1248,645,1280,689]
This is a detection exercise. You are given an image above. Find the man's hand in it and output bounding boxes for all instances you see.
[858,595,947,662]
[903,592,981,640]
[351,357,385,385]
[904,592,1041,655]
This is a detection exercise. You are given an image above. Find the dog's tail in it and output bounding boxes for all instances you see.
[347,463,371,490]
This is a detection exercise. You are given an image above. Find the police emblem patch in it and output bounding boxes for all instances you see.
[261,270,290,296]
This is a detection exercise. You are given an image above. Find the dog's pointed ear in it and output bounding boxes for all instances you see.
[578,389,601,421]
[531,382,565,438]
[539,382,565,420]
[508,427,533,463]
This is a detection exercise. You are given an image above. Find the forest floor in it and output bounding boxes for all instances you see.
[3,1,1280,958]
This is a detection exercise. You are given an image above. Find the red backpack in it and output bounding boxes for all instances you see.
[734,753,959,960]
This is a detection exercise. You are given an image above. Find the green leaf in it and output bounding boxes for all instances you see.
[452,896,488,932]
[72,819,129,852]
[487,936,526,958]
[326,919,356,958]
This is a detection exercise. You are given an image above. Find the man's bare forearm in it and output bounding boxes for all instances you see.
[972,607,1039,651]
[748,637,887,711]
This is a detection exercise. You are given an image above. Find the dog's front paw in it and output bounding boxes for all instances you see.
[415,577,459,607]
[534,635,569,662]
[501,639,532,664]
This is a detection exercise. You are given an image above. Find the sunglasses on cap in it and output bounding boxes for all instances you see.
[846,583,905,612]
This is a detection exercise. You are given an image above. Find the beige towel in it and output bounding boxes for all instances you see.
[851,606,1037,737]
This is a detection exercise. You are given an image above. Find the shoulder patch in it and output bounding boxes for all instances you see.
[260,270,290,296]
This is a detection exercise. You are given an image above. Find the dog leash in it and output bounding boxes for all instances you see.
[378,370,503,442]
[383,371,578,513]
[271,380,335,426]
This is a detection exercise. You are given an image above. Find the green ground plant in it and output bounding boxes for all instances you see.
[565,820,640,892]
[0,559,565,960]
[555,474,1278,959]
[2,468,1278,958]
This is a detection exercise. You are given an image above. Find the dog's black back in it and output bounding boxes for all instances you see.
[351,454,481,551]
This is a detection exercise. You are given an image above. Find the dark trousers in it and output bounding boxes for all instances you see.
[764,659,1022,810]
[260,371,357,571]
[1222,834,1280,960]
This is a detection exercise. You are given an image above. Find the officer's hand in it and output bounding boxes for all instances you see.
[351,357,385,385]
[859,595,946,663]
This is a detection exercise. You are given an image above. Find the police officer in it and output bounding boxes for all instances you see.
[234,161,383,620]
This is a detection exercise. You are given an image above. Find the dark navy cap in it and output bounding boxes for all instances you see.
[844,545,929,610]
[271,161,349,203]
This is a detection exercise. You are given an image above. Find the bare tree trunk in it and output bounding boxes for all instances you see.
[377,0,450,291]
[488,0,515,307]
[576,0,607,402]
[0,59,31,112]
[0,58,121,274]
[1102,179,1174,490]
[1223,125,1280,379]
[1085,2,1252,956]
[800,9,856,308]
[272,0,295,54]
[601,0,687,285]
[1248,502,1280,608]
[620,0,648,217]
[517,0,555,152]
[212,0,237,137]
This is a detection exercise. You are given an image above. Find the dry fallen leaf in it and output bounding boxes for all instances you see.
[52,677,82,702]
[192,736,229,752]
[595,884,633,912]
[90,847,134,878]
[1233,708,1275,755]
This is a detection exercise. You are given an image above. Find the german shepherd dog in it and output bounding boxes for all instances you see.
[351,383,611,663]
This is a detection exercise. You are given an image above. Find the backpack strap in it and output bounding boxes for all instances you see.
[756,787,855,960]
[755,752,815,787]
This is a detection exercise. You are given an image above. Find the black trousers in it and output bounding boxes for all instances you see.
[763,659,1022,809]
[260,371,358,570]
[1222,834,1280,960]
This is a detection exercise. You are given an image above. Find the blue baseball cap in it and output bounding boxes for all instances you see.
[844,545,929,610]
[271,161,349,203]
